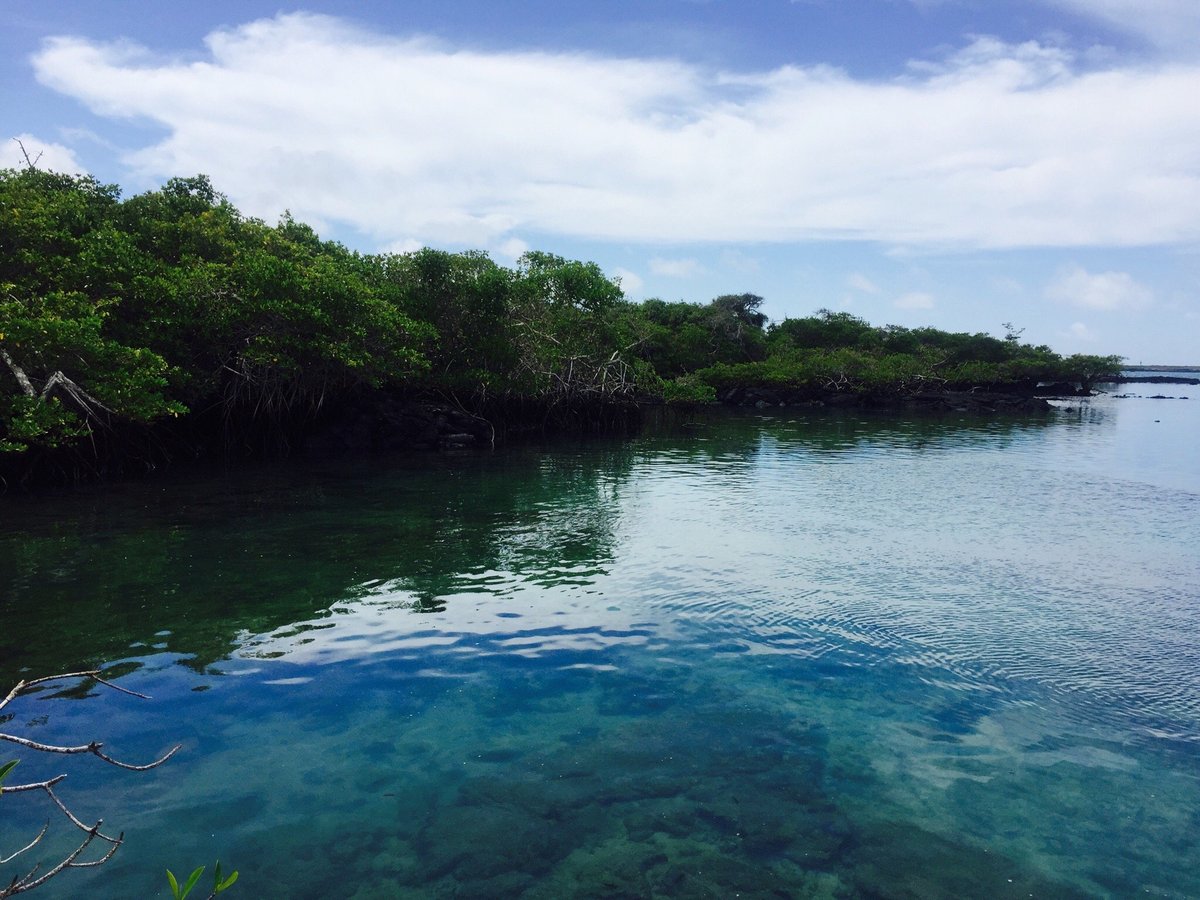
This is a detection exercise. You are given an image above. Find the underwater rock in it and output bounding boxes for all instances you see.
[847,821,1094,900]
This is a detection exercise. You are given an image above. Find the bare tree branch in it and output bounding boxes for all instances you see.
[0,345,115,427]
[1,671,151,716]
[0,348,36,399]
[0,825,47,867]
[0,672,181,897]
[0,734,179,771]
[12,139,43,171]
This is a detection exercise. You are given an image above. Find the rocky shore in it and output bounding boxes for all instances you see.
[1101,375,1200,385]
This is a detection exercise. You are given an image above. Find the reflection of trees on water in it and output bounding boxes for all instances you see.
[642,405,1065,459]
[0,447,635,682]
[0,407,1088,683]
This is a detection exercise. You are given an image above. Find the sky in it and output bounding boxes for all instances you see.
[3,1,1199,363]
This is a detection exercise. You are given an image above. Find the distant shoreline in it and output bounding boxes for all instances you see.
[1124,365,1200,372]
[1104,375,1199,386]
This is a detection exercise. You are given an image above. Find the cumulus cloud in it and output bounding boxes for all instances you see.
[29,14,1200,250]
[847,273,881,294]
[611,267,644,295]
[1044,265,1153,310]
[1041,0,1200,53]
[493,236,530,261]
[381,238,424,255]
[895,291,935,309]
[650,257,704,278]
[7,133,86,174]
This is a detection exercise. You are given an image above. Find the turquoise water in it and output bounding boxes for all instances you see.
[2,394,1198,898]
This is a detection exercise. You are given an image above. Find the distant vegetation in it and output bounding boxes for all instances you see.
[0,167,1121,482]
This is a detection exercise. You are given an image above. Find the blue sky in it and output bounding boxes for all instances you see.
[4,1,1199,363]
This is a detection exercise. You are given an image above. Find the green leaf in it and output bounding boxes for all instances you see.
[210,860,238,894]
[166,869,180,899]
[216,870,239,892]
[182,866,205,899]
[0,759,18,787]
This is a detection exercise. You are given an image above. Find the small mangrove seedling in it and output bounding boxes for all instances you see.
[166,860,239,900]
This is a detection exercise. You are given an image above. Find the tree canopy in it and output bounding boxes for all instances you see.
[0,167,1123,480]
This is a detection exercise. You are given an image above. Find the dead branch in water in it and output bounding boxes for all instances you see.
[0,671,180,897]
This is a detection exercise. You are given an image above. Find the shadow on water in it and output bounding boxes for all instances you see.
[643,403,1062,450]
[0,410,1061,685]
[0,445,633,683]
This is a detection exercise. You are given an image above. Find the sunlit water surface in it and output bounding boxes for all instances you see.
[2,389,1197,898]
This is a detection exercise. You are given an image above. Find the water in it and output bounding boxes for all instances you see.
[1,393,1197,898]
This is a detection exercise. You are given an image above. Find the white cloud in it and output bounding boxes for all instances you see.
[1040,1,1200,54]
[649,257,704,278]
[30,14,1200,250]
[7,133,86,174]
[895,291,935,309]
[1065,321,1097,341]
[493,236,529,261]
[847,273,881,294]
[381,238,424,255]
[611,267,644,295]
[1044,265,1153,310]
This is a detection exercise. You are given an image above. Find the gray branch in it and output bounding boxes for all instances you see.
[0,672,181,897]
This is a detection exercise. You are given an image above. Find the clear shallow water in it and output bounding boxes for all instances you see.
[1,396,1198,898]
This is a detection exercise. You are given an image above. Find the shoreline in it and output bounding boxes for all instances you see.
[1100,375,1200,385]
[1122,366,1200,373]
[712,385,1054,414]
[0,382,1140,490]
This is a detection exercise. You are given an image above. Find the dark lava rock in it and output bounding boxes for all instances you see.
[1105,375,1200,385]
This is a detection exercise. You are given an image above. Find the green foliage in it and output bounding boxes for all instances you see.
[1,168,435,461]
[615,294,769,378]
[209,221,431,415]
[1057,353,1124,386]
[516,250,623,314]
[0,758,17,787]
[706,293,768,360]
[768,309,879,352]
[750,311,1121,398]
[375,248,513,388]
[613,299,711,378]
[112,180,432,421]
[0,167,185,453]
[166,860,238,900]
[212,861,239,894]
[504,252,639,403]
[167,867,205,900]
[0,163,1124,475]
[0,286,183,452]
[2,161,673,468]
[660,375,717,405]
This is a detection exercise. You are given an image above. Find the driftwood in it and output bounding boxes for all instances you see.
[0,672,180,897]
